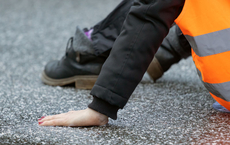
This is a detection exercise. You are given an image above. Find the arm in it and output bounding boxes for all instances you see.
[89,0,185,120]
[39,0,185,127]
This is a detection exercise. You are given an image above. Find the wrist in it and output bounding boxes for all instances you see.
[88,96,119,120]
[86,108,108,126]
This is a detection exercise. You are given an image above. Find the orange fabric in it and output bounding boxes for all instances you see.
[175,0,230,110]
[211,93,230,111]
[175,0,230,36]
[192,49,230,84]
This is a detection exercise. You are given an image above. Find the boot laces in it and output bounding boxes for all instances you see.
[65,37,80,62]
[65,37,74,55]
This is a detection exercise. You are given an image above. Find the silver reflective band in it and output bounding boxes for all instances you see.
[186,28,230,57]
[196,68,230,101]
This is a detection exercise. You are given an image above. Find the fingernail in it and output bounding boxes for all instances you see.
[39,122,43,125]
[38,116,46,120]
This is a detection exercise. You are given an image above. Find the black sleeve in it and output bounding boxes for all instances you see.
[89,0,185,119]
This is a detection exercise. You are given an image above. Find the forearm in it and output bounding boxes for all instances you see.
[89,0,185,119]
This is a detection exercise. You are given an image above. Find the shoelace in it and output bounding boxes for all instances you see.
[65,37,73,56]
[65,37,80,62]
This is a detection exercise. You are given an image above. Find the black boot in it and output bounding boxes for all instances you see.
[147,25,191,81]
[41,28,106,89]
[42,0,134,89]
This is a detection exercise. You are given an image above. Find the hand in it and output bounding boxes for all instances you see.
[38,108,108,127]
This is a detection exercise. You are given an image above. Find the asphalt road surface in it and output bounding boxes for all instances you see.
[1,0,230,144]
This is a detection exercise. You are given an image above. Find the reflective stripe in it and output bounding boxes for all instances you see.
[196,68,230,101]
[185,28,230,57]
[203,82,230,102]
[175,0,230,111]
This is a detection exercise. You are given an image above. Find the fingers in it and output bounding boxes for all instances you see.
[39,112,67,121]
[38,109,109,127]
[38,112,83,127]
[38,113,67,126]
[39,119,67,126]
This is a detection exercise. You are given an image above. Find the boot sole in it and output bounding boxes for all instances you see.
[41,71,98,90]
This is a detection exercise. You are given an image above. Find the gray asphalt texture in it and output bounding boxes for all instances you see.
[1,0,230,144]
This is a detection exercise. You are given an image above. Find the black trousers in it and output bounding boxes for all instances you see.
[88,0,186,119]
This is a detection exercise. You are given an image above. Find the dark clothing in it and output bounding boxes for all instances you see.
[91,0,134,57]
[91,0,191,72]
[89,0,185,119]
[156,25,191,72]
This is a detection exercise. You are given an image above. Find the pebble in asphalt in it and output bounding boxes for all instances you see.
[1,0,230,144]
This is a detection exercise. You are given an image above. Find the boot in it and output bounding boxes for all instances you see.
[41,0,134,90]
[147,25,191,81]
[41,27,106,89]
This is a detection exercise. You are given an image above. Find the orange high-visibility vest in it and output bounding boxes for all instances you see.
[175,0,230,110]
